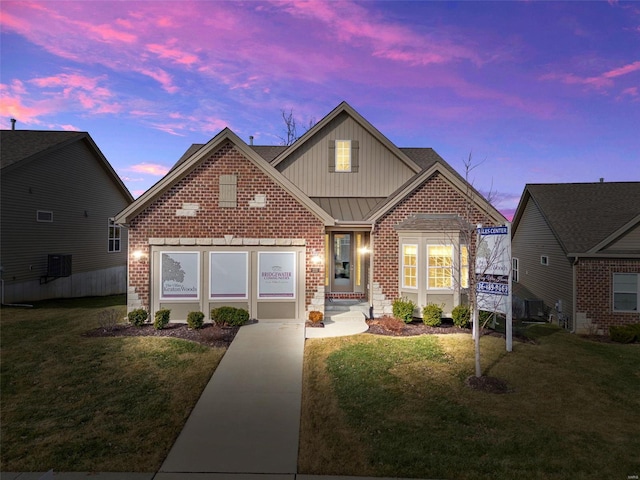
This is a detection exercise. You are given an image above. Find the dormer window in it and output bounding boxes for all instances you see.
[329,140,359,173]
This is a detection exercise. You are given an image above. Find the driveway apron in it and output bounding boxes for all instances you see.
[158,320,305,475]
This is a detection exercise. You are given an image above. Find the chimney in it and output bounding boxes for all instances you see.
[10,118,16,130]
[600,178,604,183]
[249,135,254,146]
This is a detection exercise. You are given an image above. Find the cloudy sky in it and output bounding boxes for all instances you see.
[1,1,639,218]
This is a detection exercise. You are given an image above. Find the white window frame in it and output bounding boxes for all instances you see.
[402,244,418,289]
[512,257,519,283]
[108,218,121,253]
[37,210,53,222]
[427,244,454,290]
[335,140,351,172]
[613,273,639,312]
[540,255,549,266]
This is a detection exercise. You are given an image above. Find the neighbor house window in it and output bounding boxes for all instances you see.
[37,210,53,222]
[460,245,469,289]
[613,273,639,311]
[427,245,453,289]
[540,255,549,266]
[335,140,351,172]
[402,244,417,288]
[512,257,519,283]
[108,218,121,252]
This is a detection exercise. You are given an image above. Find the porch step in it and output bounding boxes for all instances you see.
[325,300,370,315]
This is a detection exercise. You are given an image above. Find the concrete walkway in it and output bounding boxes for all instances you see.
[157,320,305,477]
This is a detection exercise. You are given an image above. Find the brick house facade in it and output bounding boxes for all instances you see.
[116,103,505,322]
[512,182,640,334]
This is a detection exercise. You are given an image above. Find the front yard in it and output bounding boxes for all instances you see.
[300,324,640,480]
[0,296,226,472]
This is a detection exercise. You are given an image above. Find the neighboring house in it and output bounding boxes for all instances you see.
[0,129,134,303]
[115,102,505,321]
[511,182,640,334]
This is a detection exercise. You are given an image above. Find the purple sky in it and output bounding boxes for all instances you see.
[1,1,639,219]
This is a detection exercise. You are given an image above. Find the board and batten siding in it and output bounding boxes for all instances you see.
[1,139,130,302]
[512,199,574,318]
[277,112,416,197]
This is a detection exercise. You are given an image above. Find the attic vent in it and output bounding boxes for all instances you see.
[37,210,53,222]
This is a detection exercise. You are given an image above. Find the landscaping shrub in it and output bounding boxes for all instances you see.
[187,311,205,329]
[452,304,471,328]
[128,308,148,327]
[609,323,640,344]
[308,310,324,323]
[422,303,443,327]
[210,306,249,327]
[154,309,171,330]
[392,297,417,323]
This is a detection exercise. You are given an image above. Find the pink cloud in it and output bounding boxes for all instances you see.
[128,163,170,176]
[146,42,199,66]
[542,60,640,90]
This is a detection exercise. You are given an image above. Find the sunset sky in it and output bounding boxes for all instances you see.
[1,1,639,218]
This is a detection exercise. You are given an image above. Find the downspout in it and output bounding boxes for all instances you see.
[0,278,34,308]
[571,257,578,333]
[369,224,375,319]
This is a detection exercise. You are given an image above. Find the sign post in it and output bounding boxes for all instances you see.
[475,223,512,352]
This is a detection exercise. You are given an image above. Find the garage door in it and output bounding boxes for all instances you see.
[150,245,306,321]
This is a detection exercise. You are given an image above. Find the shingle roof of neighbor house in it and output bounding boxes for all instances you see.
[513,182,640,254]
[0,130,85,170]
[0,129,134,201]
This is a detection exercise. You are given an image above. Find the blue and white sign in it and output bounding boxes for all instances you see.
[475,225,511,314]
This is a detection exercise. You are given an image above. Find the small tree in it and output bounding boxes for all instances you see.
[278,109,316,146]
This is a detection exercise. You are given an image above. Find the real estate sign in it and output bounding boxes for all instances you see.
[475,224,513,351]
[258,251,296,299]
[161,251,200,299]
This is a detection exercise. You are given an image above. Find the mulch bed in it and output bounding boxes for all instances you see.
[83,322,240,348]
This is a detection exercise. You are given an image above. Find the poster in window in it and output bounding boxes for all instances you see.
[161,252,200,299]
[210,252,248,299]
[258,252,296,299]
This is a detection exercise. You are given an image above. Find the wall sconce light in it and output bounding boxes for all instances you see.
[311,250,323,265]
[358,245,371,255]
[132,250,149,263]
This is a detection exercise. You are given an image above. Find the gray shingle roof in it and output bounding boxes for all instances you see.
[1,130,86,170]
[523,182,640,253]
[395,213,474,231]
[310,197,385,221]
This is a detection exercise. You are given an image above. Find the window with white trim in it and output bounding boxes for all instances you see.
[402,244,417,288]
[427,245,453,289]
[108,218,121,252]
[512,257,519,283]
[613,273,639,312]
[335,140,351,172]
[540,255,549,266]
[460,245,469,289]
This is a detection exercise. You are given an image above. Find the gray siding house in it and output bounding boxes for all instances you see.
[1,129,134,303]
[512,182,640,334]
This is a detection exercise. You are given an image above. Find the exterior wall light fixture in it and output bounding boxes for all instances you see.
[132,250,148,263]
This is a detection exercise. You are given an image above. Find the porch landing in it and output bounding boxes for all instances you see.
[305,300,370,339]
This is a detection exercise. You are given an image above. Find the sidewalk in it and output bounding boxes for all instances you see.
[157,320,305,476]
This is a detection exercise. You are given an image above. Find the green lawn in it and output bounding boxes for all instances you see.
[300,325,640,480]
[0,295,225,472]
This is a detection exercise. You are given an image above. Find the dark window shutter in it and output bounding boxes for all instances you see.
[351,140,359,173]
[328,140,336,172]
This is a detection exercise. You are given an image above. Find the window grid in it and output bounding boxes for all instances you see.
[108,218,121,252]
[428,245,453,289]
[613,273,639,312]
[335,140,351,172]
[402,244,417,288]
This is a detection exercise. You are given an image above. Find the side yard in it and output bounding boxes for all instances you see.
[300,325,640,480]
[0,296,226,472]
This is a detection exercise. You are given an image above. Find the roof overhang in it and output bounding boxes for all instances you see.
[115,128,335,226]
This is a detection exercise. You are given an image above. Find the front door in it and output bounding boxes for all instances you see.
[331,232,353,292]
